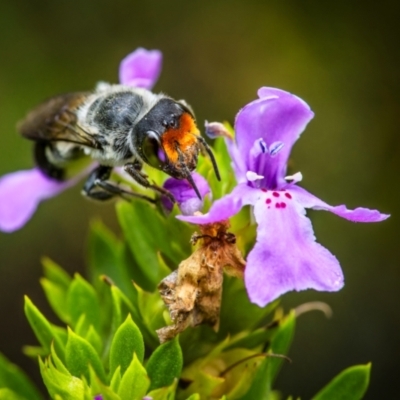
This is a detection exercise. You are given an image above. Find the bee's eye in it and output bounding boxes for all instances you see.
[162,114,178,129]
[142,134,168,169]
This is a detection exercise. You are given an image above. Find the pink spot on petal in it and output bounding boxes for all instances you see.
[273,192,280,197]
[275,203,281,208]
[266,198,271,204]
[281,202,287,208]
[261,188,267,192]
[285,193,292,199]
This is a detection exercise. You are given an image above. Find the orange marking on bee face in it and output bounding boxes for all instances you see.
[161,113,200,163]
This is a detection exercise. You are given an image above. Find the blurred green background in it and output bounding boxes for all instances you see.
[0,0,397,398]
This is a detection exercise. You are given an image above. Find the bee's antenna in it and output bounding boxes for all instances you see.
[198,136,221,181]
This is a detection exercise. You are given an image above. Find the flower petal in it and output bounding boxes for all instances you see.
[290,185,390,222]
[177,183,260,224]
[0,168,78,232]
[234,87,314,188]
[245,192,344,306]
[162,173,210,215]
[119,48,162,89]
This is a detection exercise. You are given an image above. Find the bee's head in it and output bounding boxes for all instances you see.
[134,98,219,198]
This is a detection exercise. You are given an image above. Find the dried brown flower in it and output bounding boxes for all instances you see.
[157,219,245,343]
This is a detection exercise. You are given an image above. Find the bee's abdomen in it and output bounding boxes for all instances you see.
[91,91,144,133]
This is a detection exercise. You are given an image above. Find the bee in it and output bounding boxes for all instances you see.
[18,82,220,202]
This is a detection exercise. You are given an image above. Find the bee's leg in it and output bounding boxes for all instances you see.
[34,141,65,181]
[82,165,155,202]
[124,161,176,203]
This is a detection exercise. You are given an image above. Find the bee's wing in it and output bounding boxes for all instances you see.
[17,92,100,149]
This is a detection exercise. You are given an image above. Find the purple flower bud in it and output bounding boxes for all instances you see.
[162,173,210,215]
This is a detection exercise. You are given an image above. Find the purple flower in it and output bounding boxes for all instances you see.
[179,87,389,307]
[0,48,162,232]
[162,172,210,215]
[119,48,162,89]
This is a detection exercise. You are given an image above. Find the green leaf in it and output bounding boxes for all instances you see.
[238,356,269,400]
[117,201,162,290]
[117,200,190,290]
[65,328,106,383]
[0,388,28,400]
[109,284,158,351]
[85,325,103,355]
[136,284,166,341]
[66,274,101,333]
[50,344,69,375]
[180,370,223,400]
[39,357,84,400]
[267,311,296,384]
[117,353,149,400]
[146,337,183,392]
[40,278,70,323]
[219,277,278,337]
[89,366,121,400]
[0,353,43,400]
[239,312,295,400]
[204,134,236,200]
[42,257,71,289]
[24,296,65,360]
[110,366,121,393]
[110,314,145,377]
[22,346,48,358]
[121,239,157,292]
[312,363,371,400]
[88,220,135,298]
[225,326,277,352]
[146,378,177,400]
[185,394,201,400]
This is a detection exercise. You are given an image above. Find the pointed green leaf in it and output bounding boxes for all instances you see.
[238,355,269,400]
[203,134,236,199]
[185,394,201,400]
[117,200,189,290]
[24,296,65,359]
[50,344,69,375]
[312,363,371,400]
[110,314,144,377]
[65,328,106,383]
[0,353,43,400]
[136,284,166,340]
[267,311,296,384]
[22,346,48,358]
[40,357,84,400]
[179,370,223,400]
[146,337,183,391]
[110,285,156,349]
[40,278,70,323]
[146,378,177,400]
[121,241,156,292]
[117,353,149,400]
[225,326,276,352]
[0,388,27,400]
[66,274,101,332]
[42,257,72,289]
[219,277,279,337]
[240,312,295,400]
[88,220,134,297]
[117,201,161,290]
[89,366,121,400]
[85,325,103,355]
[110,366,121,393]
